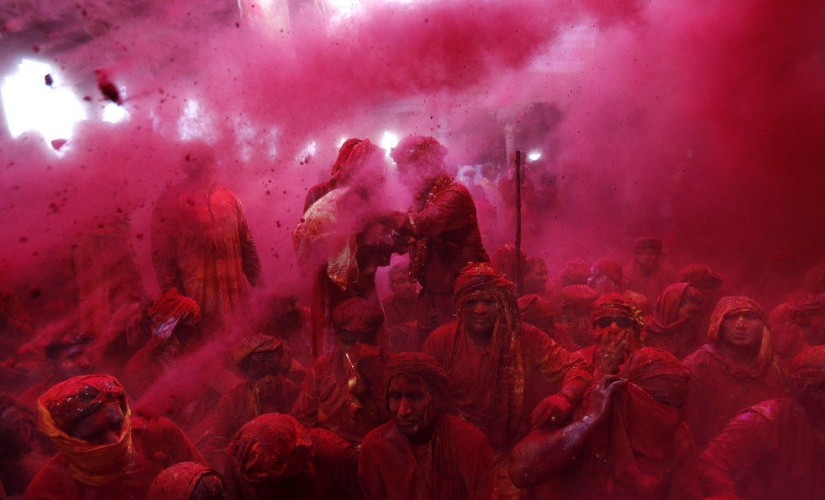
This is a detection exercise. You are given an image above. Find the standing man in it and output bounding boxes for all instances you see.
[151,142,263,335]
[359,352,497,500]
[391,136,490,337]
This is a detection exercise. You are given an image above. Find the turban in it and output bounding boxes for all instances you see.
[330,138,363,179]
[148,288,201,343]
[228,413,313,489]
[231,334,289,367]
[454,262,516,311]
[790,345,825,391]
[146,462,225,500]
[518,294,554,323]
[559,285,599,311]
[678,263,722,288]
[331,298,385,332]
[592,258,623,286]
[790,293,825,324]
[591,292,645,330]
[634,237,663,254]
[384,352,450,396]
[36,374,133,486]
[621,347,690,408]
[559,258,591,286]
[390,136,448,168]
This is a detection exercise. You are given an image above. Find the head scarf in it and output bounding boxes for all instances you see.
[36,374,133,486]
[148,288,201,345]
[390,136,448,171]
[330,138,363,180]
[384,352,450,401]
[231,334,290,368]
[646,283,698,335]
[707,296,773,379]
[790,293,825,325]
[146,462,226,500]
[591,292,645,332]
[228,413,314,499]
[790,345,825,392]
[331,298,385,332]
[610,348,690,478]
[453,262,523,447]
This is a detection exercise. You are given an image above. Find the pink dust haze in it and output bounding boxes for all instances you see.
[0,0,824,465]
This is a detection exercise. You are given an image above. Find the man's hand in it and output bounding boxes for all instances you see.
[583,375,626,425]
[531,393,573,429]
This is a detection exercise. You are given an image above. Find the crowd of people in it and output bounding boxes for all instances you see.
[1,136,825,499]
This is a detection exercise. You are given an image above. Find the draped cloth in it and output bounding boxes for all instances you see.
[36,374,133,487]
[644,283,702,359]
[452,263,525,448]
[699,346,825,500]
[684,295,788,448]
[610,348,691,482]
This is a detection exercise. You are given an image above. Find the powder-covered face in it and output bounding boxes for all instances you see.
[68,401,125,445]
[388,373,436,443]
[461,291,499,340]
[720,311,764,350]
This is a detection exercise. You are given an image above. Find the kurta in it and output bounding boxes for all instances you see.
[152,181,262,331]
[359,414,496,500]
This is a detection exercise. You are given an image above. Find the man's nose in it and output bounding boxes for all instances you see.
[397,398,413,416]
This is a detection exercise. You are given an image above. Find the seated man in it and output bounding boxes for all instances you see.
[292,297,392,444]
[202,334,305,468]
[226,413,360,500]
[423,263,590,498]
[573,292,647,379]
[510,348,700,500]
[23,374,205,500]
[359,352,497,500]
[699,345,825,500]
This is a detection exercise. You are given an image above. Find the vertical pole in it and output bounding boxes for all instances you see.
[515,150,523,295]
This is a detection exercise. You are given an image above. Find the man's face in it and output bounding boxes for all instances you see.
[720,311,764,350]
[524,261,549,294]
[242,350,284,380]
[678,287,704,319]
[388,374,436,443]
[593,314,636,340]
[69,401,125,445]
[390,274,418,300]
[461,292,499,339]
[635,249,660,273]
[336,328,378,347]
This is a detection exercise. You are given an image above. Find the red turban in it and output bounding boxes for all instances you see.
[592,258,623,286]
[384,352,450,396]
[331,298,385,332]
[390,136,448,169]
[591,292,644,330]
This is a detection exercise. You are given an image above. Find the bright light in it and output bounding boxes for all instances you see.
[380,131,399,157]
[1,59,87,144]
[296,141,317,164]
[528,150,542,162]
[178,99,215,142]
[102,102,129,123]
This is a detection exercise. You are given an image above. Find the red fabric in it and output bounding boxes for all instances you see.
[332,297,385,332]
[644,283,703,359]
[145,462,223,500]
[23,415,205,500]
[381,293,418,328]
[292,347,391,444]
[423,319,590,450]
[358,414,497,500]
[405,179,489,331]
[683,348,788,449]
[227,414,360,500]
[698,398,825,500]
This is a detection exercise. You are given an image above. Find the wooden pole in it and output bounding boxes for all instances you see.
[515,150,523,295]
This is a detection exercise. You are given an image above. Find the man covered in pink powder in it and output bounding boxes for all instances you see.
[151,142,263,335]
[391,135,490,337]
